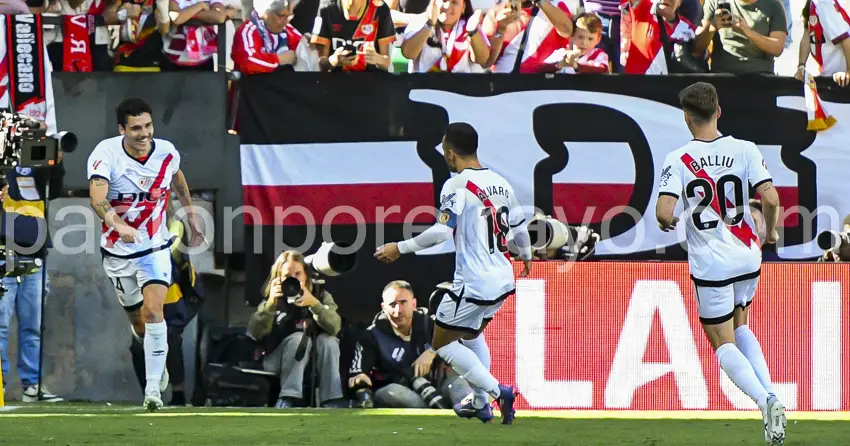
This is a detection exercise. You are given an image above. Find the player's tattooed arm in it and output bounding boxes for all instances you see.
[170,169,193,208]
[89,177,114,221]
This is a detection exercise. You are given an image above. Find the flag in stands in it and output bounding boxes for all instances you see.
[804,68,838,131]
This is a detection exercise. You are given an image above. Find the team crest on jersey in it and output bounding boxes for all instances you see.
[809,15,818,26]
[139,177,154,189]
[439,211,451,224]
[360,24,374,35]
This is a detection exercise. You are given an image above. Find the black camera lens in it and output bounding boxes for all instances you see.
[281,276,302,299]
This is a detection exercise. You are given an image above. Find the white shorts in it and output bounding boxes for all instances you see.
[434,287,514,333]
[693,277,759,324]
[102,249,172,311]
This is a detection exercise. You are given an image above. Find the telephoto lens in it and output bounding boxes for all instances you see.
[411,377,448,409]
[354,388,374,408]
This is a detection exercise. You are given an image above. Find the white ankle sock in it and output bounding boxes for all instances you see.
[144,321,168,393]
[437,341,500,399]
[460,336,492,408]
[716,343,770,409]
[734,325,775,396]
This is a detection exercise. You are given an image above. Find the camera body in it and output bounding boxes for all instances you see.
[0,245,43,298]
[817,230,850,261]
[0,112,77,176]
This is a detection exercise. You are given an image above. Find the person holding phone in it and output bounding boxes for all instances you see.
[311,0,397,71]
[693,0,787,73]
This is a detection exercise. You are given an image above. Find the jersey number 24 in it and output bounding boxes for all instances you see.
[481,206,510,254]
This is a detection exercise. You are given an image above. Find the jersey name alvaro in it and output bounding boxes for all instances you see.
[658,136,772,282]
[87,136,181,257]
[439,168,526,301]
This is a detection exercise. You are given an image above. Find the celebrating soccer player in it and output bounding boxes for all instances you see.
[656,82,786,445]
[376,122,533,424]
[87,98,203,411]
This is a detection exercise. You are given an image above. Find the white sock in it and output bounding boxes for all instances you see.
[734,325,775,396]
[716,343,770,409]
[144,321,168,394]
[460,336,491,408]
[437,341,501,399]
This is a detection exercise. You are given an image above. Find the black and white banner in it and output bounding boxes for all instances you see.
[238,73,850,317]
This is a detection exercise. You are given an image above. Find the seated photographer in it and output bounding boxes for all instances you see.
[818,214,850,263]
[348,280,472,409]
[247,250,344,408]
[0,125,65,403]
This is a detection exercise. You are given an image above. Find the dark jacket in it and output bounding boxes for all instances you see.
[348,308,437,389]
[1,164,64,258]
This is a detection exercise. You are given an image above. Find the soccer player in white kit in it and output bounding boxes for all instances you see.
[376,123,533,425]
[87,98,204,411]
[656,83,786,445]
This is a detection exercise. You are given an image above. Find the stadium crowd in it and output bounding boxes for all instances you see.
[0,0,845,81]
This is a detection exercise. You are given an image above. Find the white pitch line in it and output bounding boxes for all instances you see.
[0,411,848,421]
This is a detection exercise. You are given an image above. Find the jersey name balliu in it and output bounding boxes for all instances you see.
[658,136,772,283]
[87,136,181,258]
[439,168,526,301]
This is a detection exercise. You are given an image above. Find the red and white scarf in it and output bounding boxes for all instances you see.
[404,18,487,73]
[804,68,838,131]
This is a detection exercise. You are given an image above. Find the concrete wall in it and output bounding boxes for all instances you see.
[1,198,243,403]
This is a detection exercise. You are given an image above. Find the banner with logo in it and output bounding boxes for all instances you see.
[0,14,57,135]
[486,261,850,411]
[237,73,850,316]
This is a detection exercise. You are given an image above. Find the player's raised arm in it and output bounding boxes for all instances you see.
[170,169,204,247]
[656,154,682,232]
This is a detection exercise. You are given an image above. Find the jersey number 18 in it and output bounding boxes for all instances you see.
[481,206,510,254]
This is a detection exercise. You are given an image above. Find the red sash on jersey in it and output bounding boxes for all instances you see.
[680,153,759,248]
[465,180,511,260]
[103,153,174,248]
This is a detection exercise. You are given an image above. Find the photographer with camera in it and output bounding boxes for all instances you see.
[0,120,66,403]
[348,280,472,409]
[247,250,344,408]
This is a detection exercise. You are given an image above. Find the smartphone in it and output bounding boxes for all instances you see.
[343,43,357,54]
[717,0,731,14]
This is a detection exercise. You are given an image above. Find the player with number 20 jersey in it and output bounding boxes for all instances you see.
[656,83,786,445]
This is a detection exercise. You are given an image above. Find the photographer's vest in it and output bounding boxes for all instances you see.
[372,329,421,371]
[2,167,51,257]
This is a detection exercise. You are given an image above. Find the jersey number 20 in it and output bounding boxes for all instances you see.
[481,206,510,254]
[686,175,745,230]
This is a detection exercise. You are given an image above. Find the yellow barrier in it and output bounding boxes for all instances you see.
[0,351,4,407]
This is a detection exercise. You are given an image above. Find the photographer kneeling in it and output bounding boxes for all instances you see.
[348,280,472,409]
[247,250,344,408]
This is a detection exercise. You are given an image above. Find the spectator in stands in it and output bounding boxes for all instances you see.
[693,0,787,74]
[796,0,850,87]
[247,250,344,408]
[400,0,490,72]
[162,0,238,70]
[43,0,113,72]
[481,0,575,73]
[232,0,315,73]
[106,0,173,71]
[311,0,396,72]
[348,281,472,409]
[621,0,702,74]
[550,12,609,73]
[0,0,34,13]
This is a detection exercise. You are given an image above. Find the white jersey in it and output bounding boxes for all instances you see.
[439,168,526,302]
[87,136,181,258]
[659,136,772,284]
